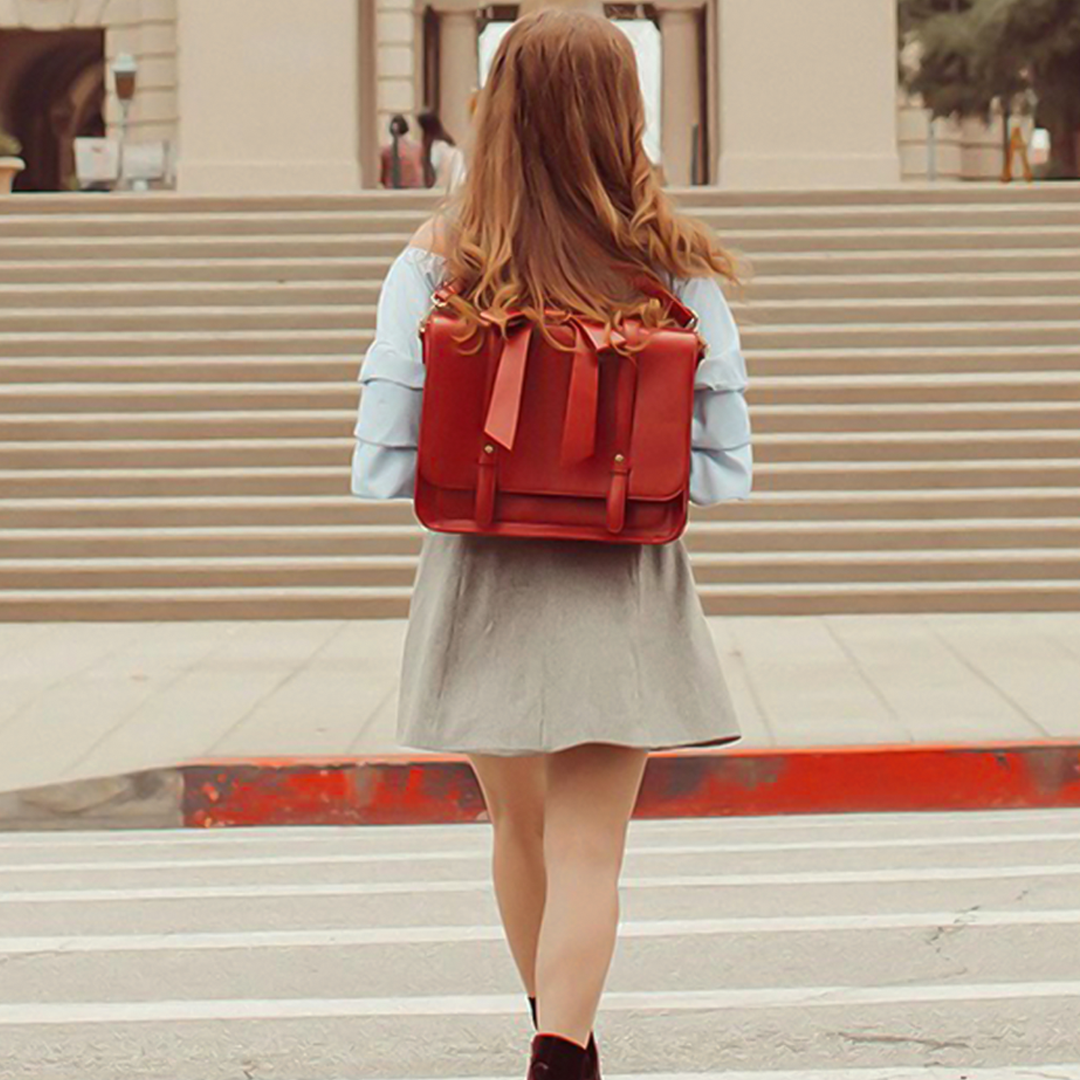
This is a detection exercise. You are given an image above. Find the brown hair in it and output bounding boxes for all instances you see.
[431,7,742,347]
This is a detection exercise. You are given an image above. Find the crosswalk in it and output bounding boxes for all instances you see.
[1,808,1079,1078]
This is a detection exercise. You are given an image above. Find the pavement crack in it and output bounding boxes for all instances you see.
[835,1030,970,1051]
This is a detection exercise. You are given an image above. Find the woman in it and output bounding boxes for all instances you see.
[378,114,426,189]
[351,8,752,1078]
[417,110,466,191]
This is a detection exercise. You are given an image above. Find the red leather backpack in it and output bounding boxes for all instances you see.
[414,275,706,544]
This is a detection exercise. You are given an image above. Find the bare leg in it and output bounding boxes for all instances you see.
[466,751,548,997]
[534,742,649,1047]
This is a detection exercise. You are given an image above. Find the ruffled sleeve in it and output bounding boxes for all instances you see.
[672,274,754,506]
[350,246,446,499]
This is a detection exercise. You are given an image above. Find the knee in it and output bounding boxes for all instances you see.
[490,804,545,850]
[543,820,626,881]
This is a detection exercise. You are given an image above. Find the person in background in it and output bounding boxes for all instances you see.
[417,110,466,192]
[379,114,425,189]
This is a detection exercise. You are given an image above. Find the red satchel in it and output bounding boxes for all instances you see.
[414,275,705,544]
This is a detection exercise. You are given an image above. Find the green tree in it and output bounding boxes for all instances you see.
[900,0,1080,178]
[898,0,976,39]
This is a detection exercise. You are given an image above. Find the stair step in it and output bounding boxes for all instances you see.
[0,256,390,286]
[6,272,1080,307]
[0,548,1077,590]
[6,201,1080,238]
[8,311,1080,342]
[750,271,1080,300]
[0,356,362,384]
[683,517,1080,551]
[2,579,1079,622]
[4,458,1080,498]
[743,249,1080,276]
[0,304,374,334]
[6,227,1080,264]
[3,185,1078,217]
[0,281,380,309]
[3,402,1078,437]
[697,580,1080,616]
[0,192,442,215]
[0,524,424,559]
[0,210,432,239]
[746,320,1080,349]
[746,344,1080,376]
[7,250,1080,285]
[0,431,1076,468]
[740,296,1080,324]
[0,234,409,262]
[1,518,1076,559]
[0,586,416,621]
[5,346,1079,383]
[7,294,1080,328]
[4,326,1077,361]
[755,372,1080,405]
[0,329,367,357]
[3,373,1079,410]
[757,430,1080,461]
[1,488,1079,529]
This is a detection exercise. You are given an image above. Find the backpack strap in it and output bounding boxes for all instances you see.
[630,272,698,329]
[431,280,460,308]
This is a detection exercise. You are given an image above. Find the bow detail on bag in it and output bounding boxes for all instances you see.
[483,313,632,466]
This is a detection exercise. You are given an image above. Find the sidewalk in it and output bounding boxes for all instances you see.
[1,612,1078,829]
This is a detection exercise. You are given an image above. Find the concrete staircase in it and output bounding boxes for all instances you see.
[2,184,1080,619]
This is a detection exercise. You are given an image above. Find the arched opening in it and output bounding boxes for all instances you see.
[0,28,105,192]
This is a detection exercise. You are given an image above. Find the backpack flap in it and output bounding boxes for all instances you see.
[419,313,697,501]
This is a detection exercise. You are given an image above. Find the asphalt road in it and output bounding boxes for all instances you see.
[1,807,1079,1079]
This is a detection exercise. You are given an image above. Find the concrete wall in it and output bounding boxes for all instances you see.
[715,0,901,188]
[175,0,362,193]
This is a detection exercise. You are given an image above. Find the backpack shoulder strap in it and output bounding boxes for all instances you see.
[431,279,460,309]
[630,272,698,329]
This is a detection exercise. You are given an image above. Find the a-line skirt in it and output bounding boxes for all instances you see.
[396,527,743,756]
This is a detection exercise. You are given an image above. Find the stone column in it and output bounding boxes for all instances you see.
[433,0,478,147]
[175,0,362,193]
[655,0,704,186]
[358,0,379,188]
[715,0,900,189]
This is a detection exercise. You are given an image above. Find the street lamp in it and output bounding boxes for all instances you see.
[111,52,137,191]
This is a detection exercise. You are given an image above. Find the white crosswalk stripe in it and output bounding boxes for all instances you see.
[1,809,1079,1078]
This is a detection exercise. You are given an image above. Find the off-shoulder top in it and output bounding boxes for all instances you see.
[350,245,753,507]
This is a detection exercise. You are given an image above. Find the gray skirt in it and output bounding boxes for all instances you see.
[396,528,743,756]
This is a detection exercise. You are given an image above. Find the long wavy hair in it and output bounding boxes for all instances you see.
[433,6,743,348]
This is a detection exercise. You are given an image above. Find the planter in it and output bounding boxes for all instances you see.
[0,156,26,194]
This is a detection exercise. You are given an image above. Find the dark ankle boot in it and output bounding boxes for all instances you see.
[527,1032,590,1079]
[528,995,600,1080]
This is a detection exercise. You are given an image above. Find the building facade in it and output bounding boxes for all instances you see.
[0,0,1012,194]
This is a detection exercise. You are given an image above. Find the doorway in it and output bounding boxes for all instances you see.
[0,27,105,191]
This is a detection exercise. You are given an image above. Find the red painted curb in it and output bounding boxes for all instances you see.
[180,739,1080,828]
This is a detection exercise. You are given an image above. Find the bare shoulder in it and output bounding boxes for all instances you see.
[408,216,452,258]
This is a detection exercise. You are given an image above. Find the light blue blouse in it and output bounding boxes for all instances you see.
[350,245,753,507]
